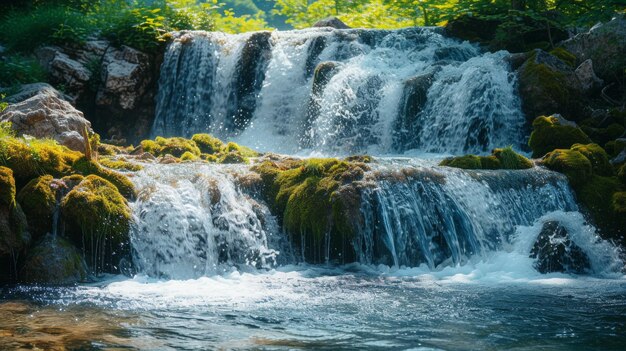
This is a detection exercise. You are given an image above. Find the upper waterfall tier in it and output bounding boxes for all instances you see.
[152,28,525,155]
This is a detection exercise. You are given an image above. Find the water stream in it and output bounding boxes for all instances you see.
[2,26,625,350]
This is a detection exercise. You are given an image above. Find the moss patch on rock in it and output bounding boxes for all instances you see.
[20,234,87,285]
[140,134,258,164]
[252,157,370,263]
[0,166,16,206]
[16,175,57,240]
[73,156,136,199]
[528,116,592,158]
[542,148,592,187]
[61,175,132,274]
[439,146,532,170]
[191,133,224,154]
[99,157,143,172]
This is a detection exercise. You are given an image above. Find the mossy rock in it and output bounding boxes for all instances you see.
[99,158,143,172]
[252,157,369,263]
[570,143,613,176]
[613,192,626,214]
[528,116,592,158]
[180,151,199,161]
[192,133,223,155]
[16,175,57,241]
[0,166,16,206]
[578,176,624,243]
[61,175,131,274]
[141,136,201,158]
[440,155,482,169]
[72,156,136,199]
[439,147,531,170]
[542,148,592,187]
[581,123,625,147]
[492,147,533,169]
[549,47,577,67]
[219,151,249,164]
[0,137,80,187]
[223,141,258,157]
[20,234,88,285]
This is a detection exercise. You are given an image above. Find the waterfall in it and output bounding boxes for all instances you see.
[129,163,292,279]
[139,27,622,277]
[353,163,578,268]
[152,28,525,155]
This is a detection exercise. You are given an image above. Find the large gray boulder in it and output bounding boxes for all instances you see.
[0,86,93,152]
[96,45,151,110]
[560,15,626,83]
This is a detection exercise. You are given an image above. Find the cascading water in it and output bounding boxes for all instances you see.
[152,28,525,155]
[139,27,623,277]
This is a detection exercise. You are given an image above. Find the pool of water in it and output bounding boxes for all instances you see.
[2,264,626,350]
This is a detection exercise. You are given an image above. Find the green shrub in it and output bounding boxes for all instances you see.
[0,55,47,87]
[0,4,92,52]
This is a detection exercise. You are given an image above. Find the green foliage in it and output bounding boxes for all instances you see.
[528,116,592,158]
[0,55,47,87]
[0,4,92,52]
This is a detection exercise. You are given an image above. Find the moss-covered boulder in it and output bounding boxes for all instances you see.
[61,175,132,274]
[0,167,30,281]
[518,51,584,121]
[20,234,88,285]
[99,158,143,172]
[542,148,593,187]
[0,137,80,187]
[252,157,370,263]
[528,115,592,158]
[439,147,532,170]
[73,156,136,199]
[141,136,201,158]
[570,143,613,176]
[16,175,58,241]
[191,133,224,154]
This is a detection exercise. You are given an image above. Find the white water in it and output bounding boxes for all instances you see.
[153,28,525,155]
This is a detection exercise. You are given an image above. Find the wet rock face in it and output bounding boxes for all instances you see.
[35,40,159,144]
[20,234,88,285]
[530,221,590,274]
[393,71,437,151]
[560,15,626,83]
[0,87,93,152]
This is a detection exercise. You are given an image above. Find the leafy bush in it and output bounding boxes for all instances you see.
[0,54,47,87]
[0,4,93,52]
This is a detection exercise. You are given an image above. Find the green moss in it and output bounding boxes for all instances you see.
[345,155,373,163]
[578,175,622,229]
[0,166,15,207]
[252,157,369,263]
[439,147,532,170]
[613,192,626,214]
[493,146,533,169]
[528,116,592,158]
[521,58,570,115]
[97,143,122,156]
[201,154,219,163]
[0,137,80,186]
[440,155,483,169]
[99,158,144,172]
[542,148,592,187]
[180,151,199,161]
[618,164,626,185]
[19,235,87,285]
[61,175,131,274]
[191,133,223,155]
[479,155,501,169]
[219,151,249,164]
[16,175,57,240]
[549,47,577,67]
[570,143,613,176]
[140,137,201,158]
[72,156,136,199]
